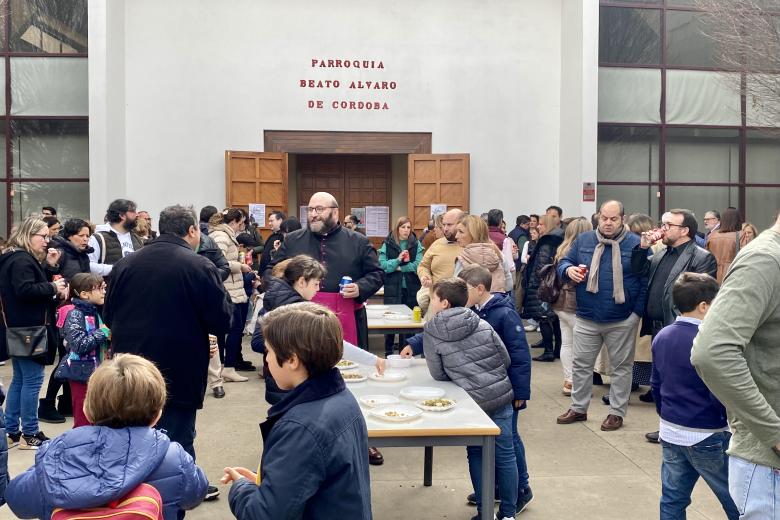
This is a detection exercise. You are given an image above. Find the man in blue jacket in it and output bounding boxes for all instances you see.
[555,200,647,432]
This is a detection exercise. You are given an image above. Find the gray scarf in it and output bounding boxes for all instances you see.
[586,226,627,304]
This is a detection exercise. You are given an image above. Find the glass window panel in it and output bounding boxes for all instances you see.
[11,58,88,116]
[12,120,89,179]
[11,0,88,54]
[598,127,660,182]
[599,68,662,123]
[602,0,661,4]
[665,186,740,230]
[666,128,740,183]
[596,184,659,221]
[0,183,7,238]
[666,70,741,125]
[746,74,780,127]
[746,131,780,183]
[666,11,717,68]
[599,7,661,64]
[11,180,89,224]
[746,188,780,229]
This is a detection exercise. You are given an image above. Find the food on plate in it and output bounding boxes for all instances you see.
[341,372,364,380]
[385,410,407,418]
[337,360,357,368]
[421,398,454,408]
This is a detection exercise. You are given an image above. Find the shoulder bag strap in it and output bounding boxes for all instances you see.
[735,231,741,254]
[96,232,108,264]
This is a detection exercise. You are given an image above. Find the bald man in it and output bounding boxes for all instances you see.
[268,192,383,348]
[416,208,464,314]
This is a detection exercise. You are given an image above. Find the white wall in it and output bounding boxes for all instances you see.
[90,0,597,224]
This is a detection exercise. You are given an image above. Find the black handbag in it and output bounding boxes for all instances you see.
[538,262,561,304]
[54,357,96,383]
[0,294,49,358]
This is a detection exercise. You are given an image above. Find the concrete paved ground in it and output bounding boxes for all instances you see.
[4,332,730,519]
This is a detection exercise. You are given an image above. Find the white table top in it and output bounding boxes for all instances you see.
[345,359,499,438]
[366,304,425,330]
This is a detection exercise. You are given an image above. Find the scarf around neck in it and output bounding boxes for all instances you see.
[586,227,627,304]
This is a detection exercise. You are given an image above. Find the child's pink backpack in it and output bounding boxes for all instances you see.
[50,483,163,520]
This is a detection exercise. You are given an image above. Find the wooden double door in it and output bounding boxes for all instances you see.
[297,155,391,228]
[225,150,469,242]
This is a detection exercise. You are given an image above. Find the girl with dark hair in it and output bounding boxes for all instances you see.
[379,217,423,356]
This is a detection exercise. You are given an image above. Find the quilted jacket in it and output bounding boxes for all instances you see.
[423,306,513,413]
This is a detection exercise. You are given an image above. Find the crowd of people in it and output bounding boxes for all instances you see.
[0,193,775,519]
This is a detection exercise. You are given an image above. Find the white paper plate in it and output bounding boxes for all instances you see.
[368,371,407,382]
[400,386,446,400]
[341,372,367,383]
[336,360,359,371]
[415,398,457,412]
[368,305,390,310]
[359,394,400,408]
[367,404,422,422]
[383,313,411,322]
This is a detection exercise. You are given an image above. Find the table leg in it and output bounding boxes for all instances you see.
[423,446,433,486]
[481,436,495,520]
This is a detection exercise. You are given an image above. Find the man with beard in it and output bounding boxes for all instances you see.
[416,209,464,315]
[269,193,383,348]
[632,208,716,442]
[259,211,286,272]
[88,199,144,277]
[555,200,647,432]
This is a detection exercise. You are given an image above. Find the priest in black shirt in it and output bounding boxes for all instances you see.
[268,192,384,350]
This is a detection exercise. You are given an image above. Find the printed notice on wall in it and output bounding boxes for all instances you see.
[430,204,447,219]
[248,204,266,227]
[300,205,309,228]
[365,206,390,237]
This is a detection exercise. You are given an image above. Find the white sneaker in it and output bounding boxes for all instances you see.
[523,324,537,332]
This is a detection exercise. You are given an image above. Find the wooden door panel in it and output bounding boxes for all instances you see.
[225,151,288,240]
[408,154,470,233]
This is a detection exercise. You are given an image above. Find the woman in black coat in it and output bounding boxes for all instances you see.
[522,215,563,362]
[0,217,68,449]
[51,219,93,282]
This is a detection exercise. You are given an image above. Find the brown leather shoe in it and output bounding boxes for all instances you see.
[368,447,384,465]
[557,409,587,424]
[601,414,624,431]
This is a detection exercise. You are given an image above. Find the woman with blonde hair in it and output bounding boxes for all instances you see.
[552,217,592,394]
[454,214,509,293]
[742,222,758,244]
[523,215,564,362]
[0,217,68,449]
[379,217,424,356]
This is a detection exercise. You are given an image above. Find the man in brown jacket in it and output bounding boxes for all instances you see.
[416,209,463,314]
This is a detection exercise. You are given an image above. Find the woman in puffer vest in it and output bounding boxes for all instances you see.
[208,208,253,383]
[453,215,510,293]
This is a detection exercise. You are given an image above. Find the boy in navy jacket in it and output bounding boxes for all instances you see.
[650,272,738,519]
[459,265,533,513]
[222,302,372,520]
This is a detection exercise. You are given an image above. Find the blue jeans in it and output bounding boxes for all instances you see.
[729,455,780,519]
[512,408,530,492]
[467,403,518,518]
[4,358,45,436]
[660,432,739,520]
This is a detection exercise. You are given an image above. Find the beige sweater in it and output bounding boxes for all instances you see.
[209,223,248,304]
[417,238,462,284]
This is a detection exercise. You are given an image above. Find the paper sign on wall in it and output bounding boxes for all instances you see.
[430,204,447,219]
[365,206,390,237]
[248,204,266,227]
[582,182,596,202]
[300,205,309,228]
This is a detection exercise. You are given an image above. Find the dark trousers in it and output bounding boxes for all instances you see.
[43,341,72,407]
[356,307,369,350]
[224,302,249,367]
[384,288,415,355]
[156,405,197,460]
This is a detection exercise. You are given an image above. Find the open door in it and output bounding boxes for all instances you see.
[408,154,470,234]
[225,151,288,239]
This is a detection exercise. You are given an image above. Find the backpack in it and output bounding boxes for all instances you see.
[51,483,163,520]
[537,262,561,304]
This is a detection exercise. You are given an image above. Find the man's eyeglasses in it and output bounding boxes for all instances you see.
[661,223,686,230]
[307,206,337,214]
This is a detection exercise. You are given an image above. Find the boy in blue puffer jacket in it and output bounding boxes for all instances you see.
[0,384,8,506]
[459,264,533,513]
[5,354,208,520]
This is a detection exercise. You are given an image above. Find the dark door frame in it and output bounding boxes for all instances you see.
[263,130,432,154]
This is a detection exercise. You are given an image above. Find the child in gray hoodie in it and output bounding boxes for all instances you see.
[423,277,517,520]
